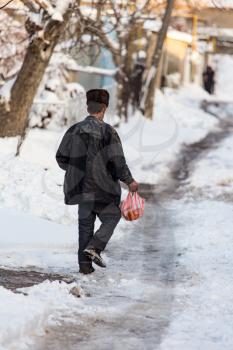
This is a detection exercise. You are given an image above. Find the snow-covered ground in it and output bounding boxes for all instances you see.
[0,130,77,225]
[1,198,233,350]
[187,133,233,200]
[118,86,217,184]
[215,54,233,99]
[0,207,76,271]
[157,199,233,350]
[27,200,232,350]
[0,281,79,350]
[0,207,131,349]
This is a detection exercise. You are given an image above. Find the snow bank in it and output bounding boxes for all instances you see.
[0,207,77,271]
[0,281,78,350]
[215,55,233,99]
[158,200,233,350]
[0,154,76,225]
[0,129,78,225]
[187,134,233,200]
[118,86,217,184]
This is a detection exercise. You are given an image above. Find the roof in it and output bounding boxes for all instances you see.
[143,20,192,44]
[167,30,192,43]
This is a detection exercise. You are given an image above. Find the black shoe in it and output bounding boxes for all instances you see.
[84,248,106,268]
[79,266,95,274]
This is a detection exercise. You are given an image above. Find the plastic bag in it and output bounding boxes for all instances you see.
[121,192,145,221]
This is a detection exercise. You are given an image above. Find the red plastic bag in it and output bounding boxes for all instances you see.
[121,192,145,221]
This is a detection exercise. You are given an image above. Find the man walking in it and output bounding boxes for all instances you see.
[56,89,138,274]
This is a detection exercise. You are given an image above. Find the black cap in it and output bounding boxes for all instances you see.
[86,89,110,107]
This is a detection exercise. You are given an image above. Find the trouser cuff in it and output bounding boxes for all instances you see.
[87,236,106,251]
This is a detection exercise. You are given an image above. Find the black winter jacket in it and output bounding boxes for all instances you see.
[56,116,133,205]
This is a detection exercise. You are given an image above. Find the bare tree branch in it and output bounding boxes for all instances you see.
[0,0,15,10]
[76,5,121,64]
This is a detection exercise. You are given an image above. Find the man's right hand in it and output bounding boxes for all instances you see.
[128,180,139,192]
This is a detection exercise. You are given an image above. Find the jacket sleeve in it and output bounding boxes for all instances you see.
[56,129,72,171]
[107,127,134,185]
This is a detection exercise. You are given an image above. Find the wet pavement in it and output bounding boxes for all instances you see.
[172,121,233,191]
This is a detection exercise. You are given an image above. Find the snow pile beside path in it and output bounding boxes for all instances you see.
[0,281,77,350]
[158,200,233,350]
[187,134,233,200]
[0,130,78,225]
[119,86,217,184]
[162,86,217,145]
[0,207,77,271]
[0,154,77,225]
[215,55,233,99]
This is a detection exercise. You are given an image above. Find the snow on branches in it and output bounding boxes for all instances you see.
[21,0,75,22]
[33,0,72,21]
[0,10,28,100]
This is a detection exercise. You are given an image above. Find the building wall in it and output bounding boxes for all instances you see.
[165,37,188,62]
[162,37,189,86]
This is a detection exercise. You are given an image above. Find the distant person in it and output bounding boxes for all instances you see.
[203,65,215,94]
[131,62,145,109]
[160,75,167,93]
[56,89,138,274]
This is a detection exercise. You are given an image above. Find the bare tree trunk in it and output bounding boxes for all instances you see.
[116,74,124,120]
[115,65,130,122]
[0,16,70,137]
[140,0,175,119]
[143,51,164,120]
[115,22,140,122]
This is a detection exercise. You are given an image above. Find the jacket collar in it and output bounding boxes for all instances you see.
[86,115,103,124]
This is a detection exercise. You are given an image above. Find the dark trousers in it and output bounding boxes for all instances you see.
[78,201,121,268]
